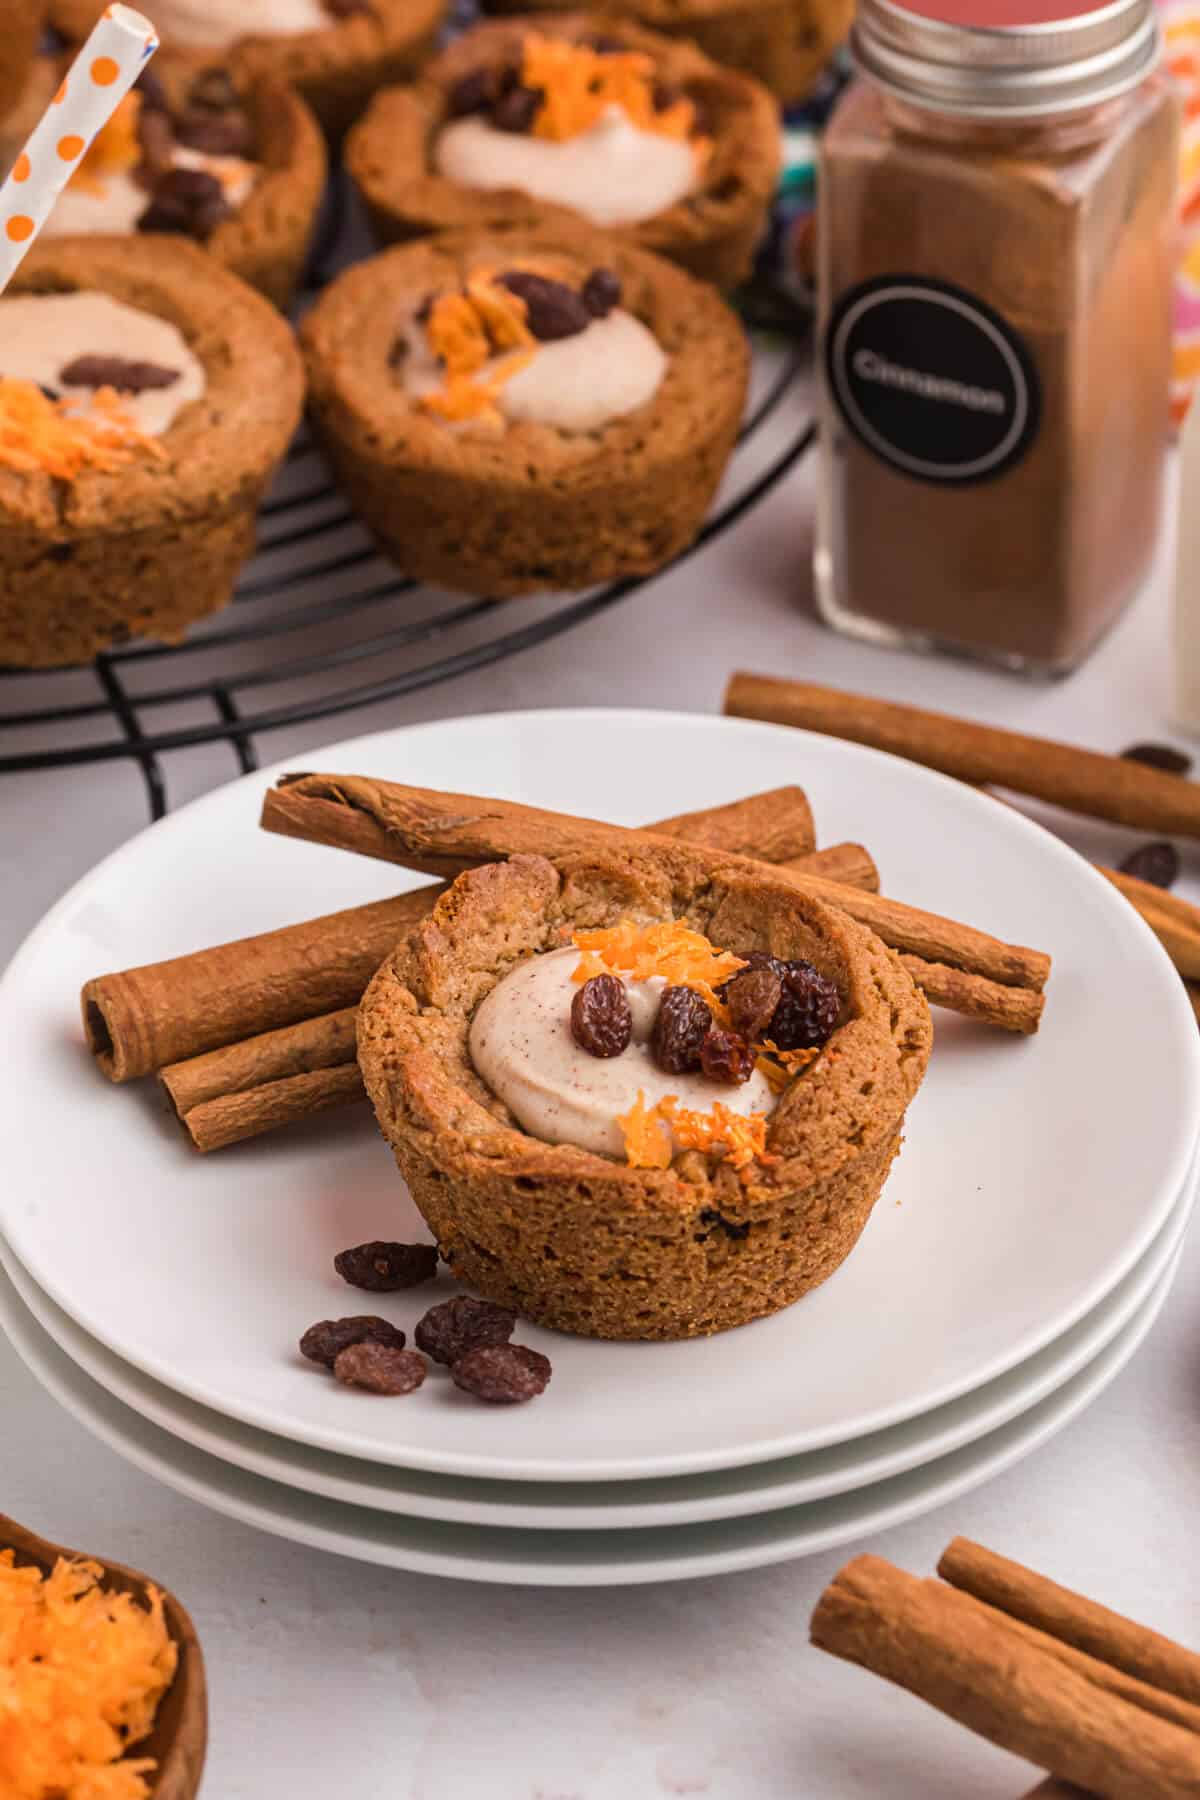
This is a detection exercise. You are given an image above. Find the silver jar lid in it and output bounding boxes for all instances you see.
[851,0,1161,118]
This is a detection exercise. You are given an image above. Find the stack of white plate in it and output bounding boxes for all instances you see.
[1,711,1196,1587]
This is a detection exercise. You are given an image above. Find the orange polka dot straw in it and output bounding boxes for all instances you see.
[0,4,158,293]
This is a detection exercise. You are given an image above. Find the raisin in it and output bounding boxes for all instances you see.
[186,68,241,113]
[770,961,840,1050]
[571,974,632,1058]
[498,270,591,340]
[447,65,499,116]
[334,1343,427,1394]
[452,1343,552,1403]
[581,268,621,317]
[139,167,232,240]
[652,985,713,1073]
[1119,840,1180,889]
[587,32,626,52]
[700,1028,757,1085]
[174,107,255,157]
[135,108,175,187]
[415,1295,516,1365]
[324,0,373,15]
[299,1315,406,1368]
[719,949,788,995]
[724,966,782,1041]
[492,82,542,133]
[653,80,682,112]
[1121,742,1193,776]
[135,66,170,114]
[59,355,179,393]
[334,1239,439,1291]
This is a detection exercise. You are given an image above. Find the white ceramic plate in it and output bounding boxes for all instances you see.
[1,1151,1192,1530]
[0,1250,1178,1586]
[1,710,1196,1482]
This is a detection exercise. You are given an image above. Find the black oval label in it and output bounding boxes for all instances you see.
[824,276,1040,486]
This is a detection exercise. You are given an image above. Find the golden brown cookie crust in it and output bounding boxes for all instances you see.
[481,0,853,103]
[0,237,303,667]
[358,846,932,1340]
[50,0,447,140]
[345,14,781,289]
[299,225,750,596]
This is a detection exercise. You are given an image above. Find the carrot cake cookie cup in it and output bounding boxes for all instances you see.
[358,846,932,1341]
[0,237,303,670]
[36,62,327,311]
[345,16,781,290]
[480,0,853,105]
[299,226,750,596]
[49,0,446,143]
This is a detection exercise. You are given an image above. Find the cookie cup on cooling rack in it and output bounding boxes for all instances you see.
[50,0,447,142]
[358,846,932,1341]
[344,15,781,290]
[0,238,303,669]
[38,62,328,311]
[479,0,853,104]
[158,69,327,311]
[299,227,750,597]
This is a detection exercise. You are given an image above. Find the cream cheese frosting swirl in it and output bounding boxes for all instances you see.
[0,293,205,436]
[435,107,698,229]
[469,947,775,1160]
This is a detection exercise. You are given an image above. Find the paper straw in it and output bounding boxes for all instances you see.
[0,5,159,295]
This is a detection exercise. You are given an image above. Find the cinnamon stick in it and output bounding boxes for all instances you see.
[85,790,810,1083]
[1098,869,1200,980]
[898,956,1043,1034]
[810,1555,1200,1798]
[160,1008,361,1153]
[651,786,814,861]
[725,673,1200,840]
[260,774,1051,1001]
[781,842,879,891]
[82,888,438,1084]
[939,1539,1200,1709]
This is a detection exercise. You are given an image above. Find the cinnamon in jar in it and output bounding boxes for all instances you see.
[815,0,1179,675]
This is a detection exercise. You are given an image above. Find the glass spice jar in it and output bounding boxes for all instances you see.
[815,0,1179,676]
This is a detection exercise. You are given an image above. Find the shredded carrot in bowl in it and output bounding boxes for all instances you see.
[0,1549,177,1800]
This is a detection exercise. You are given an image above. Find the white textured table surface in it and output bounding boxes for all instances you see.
[2,429,1196,1800]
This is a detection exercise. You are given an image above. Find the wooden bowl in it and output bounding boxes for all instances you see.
[0,1512,208,1800]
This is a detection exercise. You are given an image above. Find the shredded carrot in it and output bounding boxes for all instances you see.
[0,1549,177,1800]
[755,1040,821,1093]
[617,1090,673,1169]
[521,34,704,148]
[70,91,142,196]
[660,1097,774,1173]
[572,918,746,1015]
[420,270,535,423]
[617,1091,775,1178]
[0,379,167,480]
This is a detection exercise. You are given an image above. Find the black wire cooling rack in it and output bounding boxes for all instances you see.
[0,187,816,822]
